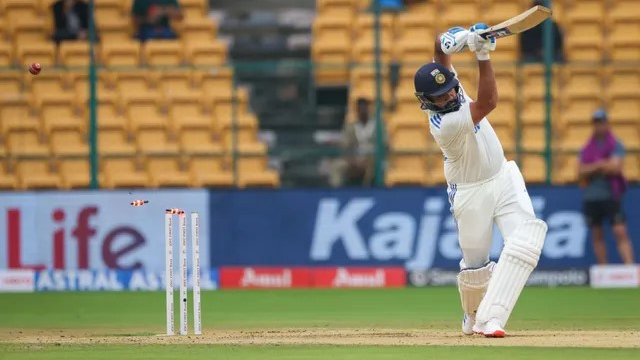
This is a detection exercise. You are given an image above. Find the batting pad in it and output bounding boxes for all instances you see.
[457,261,495,317]
[475,219,547,326]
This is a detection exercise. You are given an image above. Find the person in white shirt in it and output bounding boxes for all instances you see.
[413,24,547,337]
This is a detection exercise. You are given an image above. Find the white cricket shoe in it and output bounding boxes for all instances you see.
[462,314,475,335]
[472,319,506,338]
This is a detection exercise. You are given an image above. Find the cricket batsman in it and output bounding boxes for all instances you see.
[413,25,547,337]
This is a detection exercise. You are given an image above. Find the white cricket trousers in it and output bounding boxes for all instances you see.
[447,160,537,269]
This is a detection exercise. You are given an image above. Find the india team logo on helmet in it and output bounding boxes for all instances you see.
[414,62,461,114]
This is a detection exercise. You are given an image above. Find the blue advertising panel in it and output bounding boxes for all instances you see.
[210,187,640,269]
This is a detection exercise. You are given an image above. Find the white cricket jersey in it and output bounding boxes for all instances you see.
[425,83,505,184]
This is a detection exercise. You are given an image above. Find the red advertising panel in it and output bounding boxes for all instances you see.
[220,267,312,289]
[312,267,406,288]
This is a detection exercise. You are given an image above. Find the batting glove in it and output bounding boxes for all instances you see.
[467,23,497,61]
[440,27,469,55]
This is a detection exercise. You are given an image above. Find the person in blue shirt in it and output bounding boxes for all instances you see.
[578,109,634,264]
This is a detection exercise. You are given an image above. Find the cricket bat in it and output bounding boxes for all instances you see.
[478,5,553,39]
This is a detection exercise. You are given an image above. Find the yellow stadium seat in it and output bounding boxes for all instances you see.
[58,158,91,189]
[136,128,179,154]
[0,43,12,67]
[184,39,227,66]
[180,0,209,18]
[608,94,640,125]
[396,12,434,43]
[608,18,640,61]
[98,128,136,156]
[59,41,92,67]
[0,161,18,190]
[16,42,56,66]
[561,124,592,152]
[177,17,217,40]
[562,65,603,100]
[624,155,640,182]
[95,95,128,131]
[494,66,517,102]
[2,0,39,19]
[50,128,88,156]
[9,19,46,45]
[122,93,167,132]
[612,125,640,151]
[0,97,38,134]
[564,20,604,62]
[552,154,579,184]
[114,70,158,97]
[143,40,184,67]
[385,153,427,186]
[95,0,124,19]
[312,39,351,85]
[220,127,266,155]
[194,67,233,98]
[316,0,356,17]
[69,71,118,101]
[312,16,352,85]
[490,35,519,62]
[493,125,515,153]
[561,95,605,126]
[521,155,547,184]
[179,128,221,155]
[313,15,352,44]
[146,155,191,188]
[349,67,392,105]
[356,0,371,11]
[7,129,49,156]
[97,18,131,42]
[490,101,516,130]
[158,70,199,98]
[605,65,640,98]
[0,19,6,39]
[608,0,640,23]
[24,71,68,95]
[36,94,84,133]
[101,41,141,67]
[188,155,234,188]
[564,0,604,23]
[438,0,478,32]
[520,64,560,102]
[169,95,212,131]
[236,155,280,188]
[101,157,148,189]
[521,125,548,153]
[351,37,393,65]
[388,123,429,151]
[454,65,477,91]
[393,38,433,66]
[0,72,23,96]
[211,92,252,130]
[353,13,394,43]
[480,0,524,28]
[16,158,60,190]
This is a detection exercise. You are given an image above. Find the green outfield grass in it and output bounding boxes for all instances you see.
[1,287,639,359]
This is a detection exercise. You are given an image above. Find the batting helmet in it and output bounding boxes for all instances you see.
[414,62,461,113]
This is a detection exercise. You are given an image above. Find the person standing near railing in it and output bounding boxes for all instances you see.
[578,109,635,265]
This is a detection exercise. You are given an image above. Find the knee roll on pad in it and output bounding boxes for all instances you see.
[475,219,547,326]
[457,261,495,316]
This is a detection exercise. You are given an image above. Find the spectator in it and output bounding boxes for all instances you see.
[578,109,634,265]
[330,98,383,187]
[132,0,183,42]
[519,0,565,63]
[51,0,93,43]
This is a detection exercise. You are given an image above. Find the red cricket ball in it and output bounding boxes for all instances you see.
[28,63,41,75]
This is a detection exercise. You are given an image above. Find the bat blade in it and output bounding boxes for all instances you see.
[478,5,552,39]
